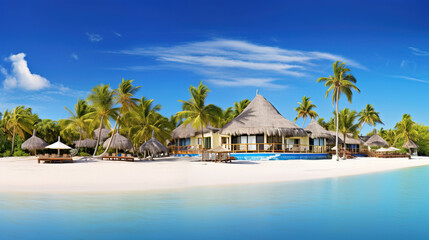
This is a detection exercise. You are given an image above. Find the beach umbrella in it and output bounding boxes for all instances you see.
[45,136,72,155]
[21,130,48,154]
[139,137,168,155]
[94,127,111,141]
[103,133,133,154]
[331,146,337,150]
[402,140,418,149]
[208,146,231,153]
[387,147,400,152]
[376,147,389,152]
[74,138,97,148]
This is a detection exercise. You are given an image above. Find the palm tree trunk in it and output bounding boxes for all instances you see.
[335,91,339,161]
[93,116,105,156]
[201,126,204,162]
[77,128,82,153]
[302,116,307,128]
[11,126,16,155]
[102,115,120,155]
[343,133,347,159]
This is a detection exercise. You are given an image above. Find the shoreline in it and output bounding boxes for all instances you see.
[1,156,429,194]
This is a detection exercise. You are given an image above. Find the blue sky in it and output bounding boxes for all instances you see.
[1,0,428,133]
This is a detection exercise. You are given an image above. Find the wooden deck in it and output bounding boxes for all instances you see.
[38,157,74,164]
[101,156,135,162]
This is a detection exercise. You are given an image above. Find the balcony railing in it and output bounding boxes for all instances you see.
[170,143,346,154]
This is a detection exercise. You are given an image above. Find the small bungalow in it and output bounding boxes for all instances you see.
[328,131,364,153]
[171,123,230,150]
[304,119,332,153]
[403,139,418,156]
[220,93,308,152]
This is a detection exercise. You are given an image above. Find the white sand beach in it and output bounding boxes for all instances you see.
[1,156,429,193]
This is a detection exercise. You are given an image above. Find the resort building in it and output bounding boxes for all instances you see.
[328,131,365,153]
[219,94,309,153]
[363,133,389,150]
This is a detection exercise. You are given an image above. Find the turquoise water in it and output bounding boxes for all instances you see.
[1,166,429,239]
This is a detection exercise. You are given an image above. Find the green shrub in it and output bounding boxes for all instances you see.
[12,150,30,157]
[79,152,91,156]
[1,150,11,157]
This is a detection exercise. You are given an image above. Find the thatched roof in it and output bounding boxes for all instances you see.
[364,134,389,147]
[403,139,418,149]
[220,94,307,137]
[103,133,133,150]
[304,119,332,139]
[94,127,111,141]
[74,138,97,148]
[139,137,168,154]
[327,131,364,145]
[21,130,48,150]
[208,146,230,153]
[172,123,219,139]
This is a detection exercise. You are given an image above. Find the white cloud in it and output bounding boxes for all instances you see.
[392,75,429,84]
[113,38,365,88]
[207,78,286,88]
[400,60,406,68]
[408,47,429,56]
[71,53,79,60]
[86,32,103,42]
[113,31,122,37]
[1,53,50,90]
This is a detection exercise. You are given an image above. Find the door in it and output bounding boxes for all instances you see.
[248,135,256,151]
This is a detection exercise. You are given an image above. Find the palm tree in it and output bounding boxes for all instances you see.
[395,114,418,146]
[127,97,170,149]
[4,106,34,154]
[177,81,222,152]
[62,99,93,151]
[36,119,60,143]
[338,108,359,158]
[317,61,360,161]
[293,96,319,127]
[103,79,141,153]
[358,104,383,130]
[168,114,182,132]
[217,107,234,128]
[86,84,118,156]
[233,99,250,117]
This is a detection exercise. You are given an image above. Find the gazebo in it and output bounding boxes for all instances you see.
[21,130,48,155]
[139,137,168,157]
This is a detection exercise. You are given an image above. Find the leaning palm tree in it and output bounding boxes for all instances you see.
[395,114,418,146]
[233,99,251,117]
[338,108,359,158]
[103,79,141,154]
[86,84,118,156]
[358,104,383,130]
[4,106,34,154]
[317,61,360,161]
[177,81,222,152]
[293,96,319,127]
[62,99,93,151]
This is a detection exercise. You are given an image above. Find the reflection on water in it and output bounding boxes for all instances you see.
[1,166,429,239]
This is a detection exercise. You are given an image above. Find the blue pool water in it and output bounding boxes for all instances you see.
[1,166,429,239]
[231,153,328,160]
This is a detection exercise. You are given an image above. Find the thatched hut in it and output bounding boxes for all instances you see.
[74,138,97,148]
[94,127,110,141]
[220,94,307,151]
[139,137,168,156]
[403,139,418,156]
[364,134,389,148]
[21,130,48,154]
[304,120,332,152]
[103,133,133,154]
